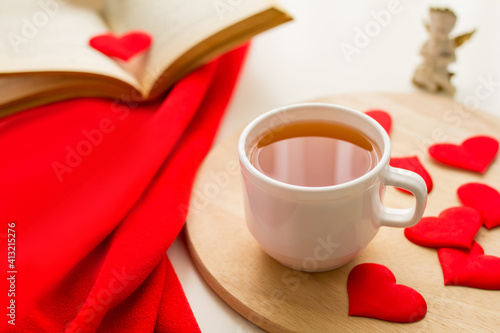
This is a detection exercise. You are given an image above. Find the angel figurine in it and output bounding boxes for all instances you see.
[412,8,475,95]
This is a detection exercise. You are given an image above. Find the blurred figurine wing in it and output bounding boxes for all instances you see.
[424,20,430,33]
[454,29,476,48]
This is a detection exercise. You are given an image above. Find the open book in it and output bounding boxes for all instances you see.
[0,0,291,117]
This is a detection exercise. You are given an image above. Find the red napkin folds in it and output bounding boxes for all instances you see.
[0,45,249,332]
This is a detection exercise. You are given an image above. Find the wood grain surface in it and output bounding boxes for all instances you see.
[185,92,500,332]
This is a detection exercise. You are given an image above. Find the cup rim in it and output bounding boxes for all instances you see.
[237,103,391,193]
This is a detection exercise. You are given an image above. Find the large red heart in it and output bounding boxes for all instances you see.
[89,31,152,61]
[390,156,433,194]
[438,241,500,290]
[458,182,500,229]
[428,136,498,173]
[347,263,427,323]
[364,109,392,136]
[404,206,482,249]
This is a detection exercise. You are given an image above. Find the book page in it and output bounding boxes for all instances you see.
[104,0,284,93]
[0,0,141,91]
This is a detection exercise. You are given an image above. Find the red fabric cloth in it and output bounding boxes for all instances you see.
[0,44,249,332]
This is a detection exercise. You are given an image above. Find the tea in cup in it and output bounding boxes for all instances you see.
[238,103,427,272]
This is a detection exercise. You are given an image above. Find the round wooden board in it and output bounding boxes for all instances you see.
[186,92,500,332]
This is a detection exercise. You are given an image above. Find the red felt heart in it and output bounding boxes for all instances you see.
[438,241,500,290]
[89,31,152,61]
[404,207,482,249]
[347,263,427,323]
[390,156,433,194]
[458,182,500,229]
[364,109,392,136]
[428,136,498,173]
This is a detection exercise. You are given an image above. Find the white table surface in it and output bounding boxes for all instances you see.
[168,1,500,332]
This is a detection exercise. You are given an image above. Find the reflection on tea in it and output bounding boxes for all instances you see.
[249,121,380,187]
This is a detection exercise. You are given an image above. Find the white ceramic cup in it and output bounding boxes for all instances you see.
[238,103,427,272]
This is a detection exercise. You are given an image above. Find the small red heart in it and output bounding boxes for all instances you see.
[428,136,498,173]
[364,109,392,136]
[347,263,427,323]
[89,31,152,61]
[390,156,433,194]
[458,182,500,229]
[404,207,482,249]
[438,241,500,290]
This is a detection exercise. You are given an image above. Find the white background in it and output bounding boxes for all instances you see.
[169,1,500,332]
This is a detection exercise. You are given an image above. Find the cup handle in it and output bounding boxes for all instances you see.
[378,166,427,228]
